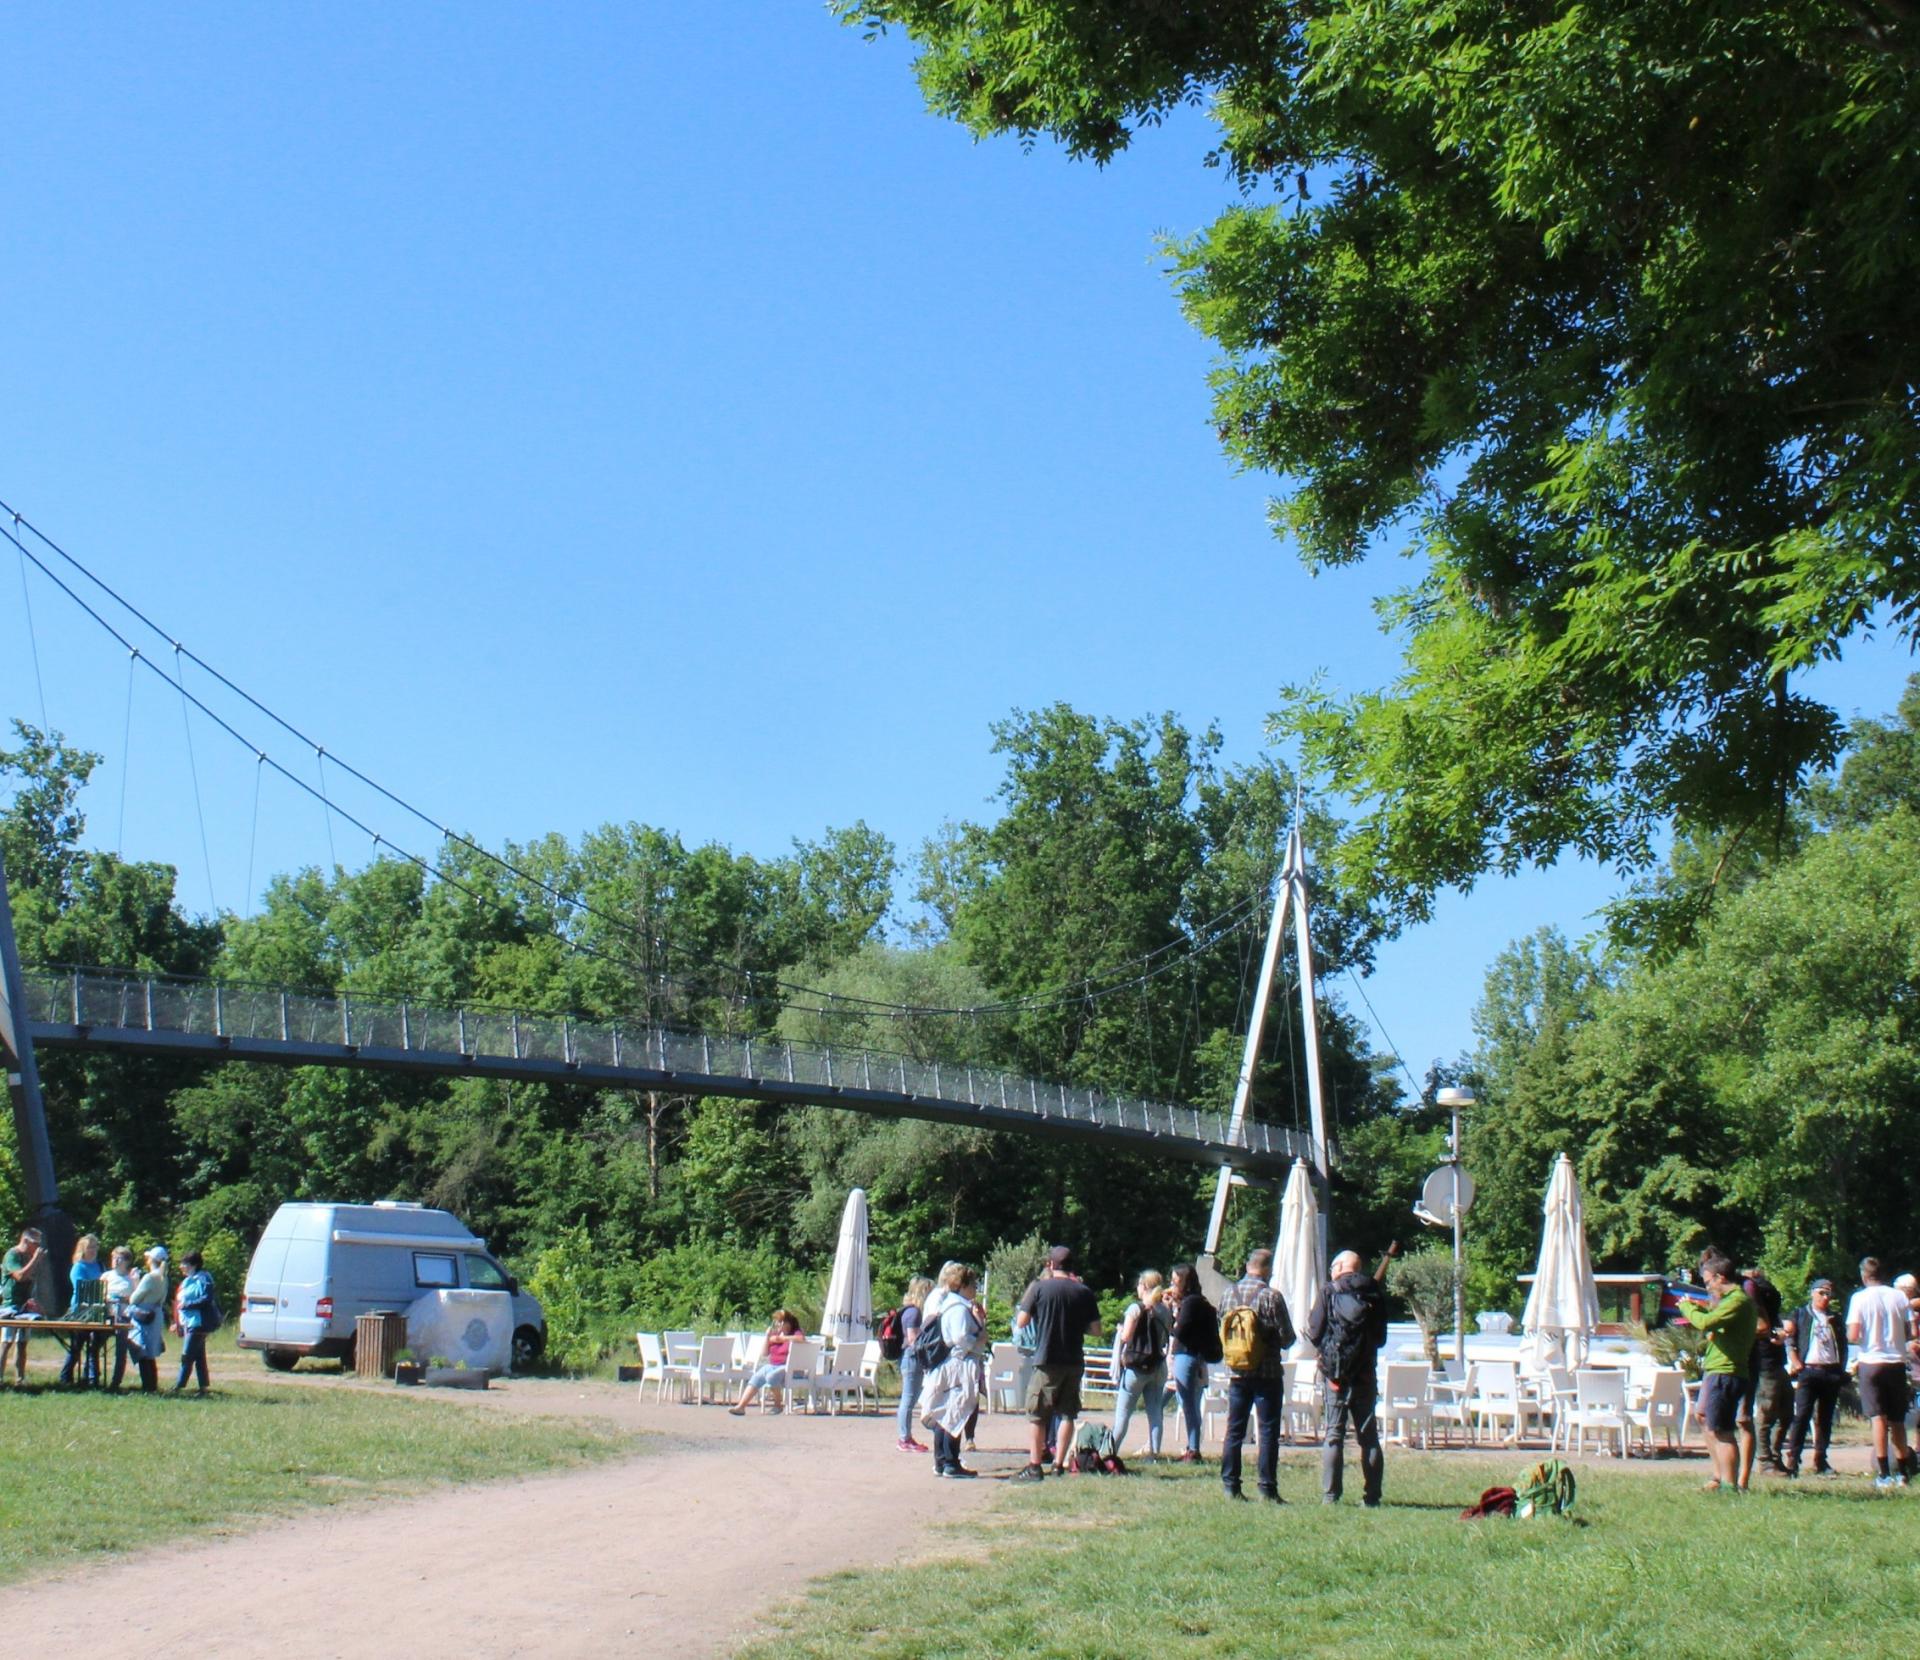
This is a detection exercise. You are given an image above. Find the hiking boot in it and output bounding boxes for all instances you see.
[1259,1489,1286,1505]
[1225,1488,1249,1501]
[1010,1464,1046,1485]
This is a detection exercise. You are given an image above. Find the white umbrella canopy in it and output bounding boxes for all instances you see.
[1272,1159,1326,1360]
[821,1187,873,1343]
[1521,1153,1601,1371]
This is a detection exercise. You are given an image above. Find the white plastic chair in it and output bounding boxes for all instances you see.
[1284,1361,1325,1443]
[651,1331,698,1402]
[1382,1364,1433,1448]
[696,1334,737,1404]
[635,1332,676,1403]
[818,1339,878,1413]
[986,1342,1023,1414]
[1428,1360,1474,1447]
[1567,1368,1630,1457]
[1544,1366,1578,1451]
[1470,1360,1526,1444]
[1626,1368,1688,1455]
[782,1338,823,1413]
[1200,1364,1233,1446]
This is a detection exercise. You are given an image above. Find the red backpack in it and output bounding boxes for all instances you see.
[876,1308,906,1361]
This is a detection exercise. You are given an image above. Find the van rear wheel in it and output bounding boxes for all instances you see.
[512,1326,543,1373]
[263,1349,299,1373]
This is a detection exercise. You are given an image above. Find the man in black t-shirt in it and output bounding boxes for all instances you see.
[1739,1272,1789,1480]
[1011,1245,1102,1484]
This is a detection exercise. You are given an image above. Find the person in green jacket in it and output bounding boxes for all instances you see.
[1684,1247,1758,1492]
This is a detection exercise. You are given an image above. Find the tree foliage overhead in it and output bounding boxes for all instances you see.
[1463,678,1920,1304]
[837,0,1920,925]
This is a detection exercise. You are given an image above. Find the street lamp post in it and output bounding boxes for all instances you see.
[1435,1086,1477,1375]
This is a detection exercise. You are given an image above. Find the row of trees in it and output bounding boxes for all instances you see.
[7,678,1918,1356]
[0,707,1397,1364]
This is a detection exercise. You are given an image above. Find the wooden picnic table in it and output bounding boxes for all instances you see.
[1,1316,132,1382]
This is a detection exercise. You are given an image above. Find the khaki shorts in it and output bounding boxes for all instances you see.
[1026,1361,1083,1423]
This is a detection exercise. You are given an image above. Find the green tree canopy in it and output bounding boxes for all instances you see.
[839,1,1920,928]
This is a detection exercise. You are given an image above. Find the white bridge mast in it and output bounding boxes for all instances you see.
[1200,821,1327,1264]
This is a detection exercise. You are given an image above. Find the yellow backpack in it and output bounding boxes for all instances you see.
[1220,1304,1266,1374]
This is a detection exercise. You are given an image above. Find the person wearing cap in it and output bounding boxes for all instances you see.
[0,1226,47,1383]
[1782,1278,1846,1478]
[1010,1246,1101,1484]
[125,1245,171,1394]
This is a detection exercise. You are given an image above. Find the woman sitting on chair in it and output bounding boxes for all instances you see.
[729,1310,803,1415]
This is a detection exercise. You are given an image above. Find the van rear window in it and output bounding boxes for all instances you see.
[413,1252,458,1288]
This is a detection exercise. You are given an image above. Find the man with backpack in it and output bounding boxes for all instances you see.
[1305,1249,1388,1507]
[1218,1248,1295,1502]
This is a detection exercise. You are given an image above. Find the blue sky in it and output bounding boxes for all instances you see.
[2,4,1911,1091]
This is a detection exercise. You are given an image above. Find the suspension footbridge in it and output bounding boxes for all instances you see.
[18,965,1314,1173]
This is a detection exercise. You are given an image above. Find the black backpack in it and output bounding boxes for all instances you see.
[1118,1302,1168,1373]
[1317,1283,1378,1386]
[192,1280,224,1334]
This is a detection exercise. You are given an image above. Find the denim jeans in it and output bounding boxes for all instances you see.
[896,1354,927,1440]
[1785,1367,1845,1472]
[175,1328,210,1392]
[1222,1374,1282,1494]
[1112,1364,1167,1454]
[931,1423,964,1474]
[1170,1353,1206,1454]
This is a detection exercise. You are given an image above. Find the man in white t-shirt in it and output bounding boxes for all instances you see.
[1845,1256,1914,1488]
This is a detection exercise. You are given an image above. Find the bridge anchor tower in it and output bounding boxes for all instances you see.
[0,848,72,1286]
[1197,821,1328,1289]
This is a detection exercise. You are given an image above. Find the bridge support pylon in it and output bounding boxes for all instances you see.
[1197,822,1327,1289]
[0,848,72,1292]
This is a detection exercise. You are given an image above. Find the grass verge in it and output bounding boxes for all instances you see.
[0,1376,638,1585]
[741,1452,1920,1658]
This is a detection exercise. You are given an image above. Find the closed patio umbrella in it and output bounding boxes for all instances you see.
[1272,1158,1325,1359]
[821,1187,873,1344]
[1521,1153,1601,1372]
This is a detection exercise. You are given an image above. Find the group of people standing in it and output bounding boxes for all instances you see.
[0,1225,219,1394]
[880,1241,1392,1503]
[1683,1249,1919,1489]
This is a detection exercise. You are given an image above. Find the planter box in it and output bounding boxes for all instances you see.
[393,1362,424,1387]
[424,1366,489,1391]
[616,1364,644,1384]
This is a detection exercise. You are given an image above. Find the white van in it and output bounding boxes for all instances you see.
[237,1201,547,1373]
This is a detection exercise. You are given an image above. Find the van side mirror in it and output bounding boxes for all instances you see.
[506,1275,519,1293]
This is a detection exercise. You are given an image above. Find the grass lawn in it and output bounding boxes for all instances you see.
[742,1452,1920,1658]
[0,1370,638,1585]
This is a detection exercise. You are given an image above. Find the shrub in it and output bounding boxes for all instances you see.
[1390,1245,1460,1367]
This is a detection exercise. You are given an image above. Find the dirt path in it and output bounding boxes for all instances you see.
[0,1376,1002,1659]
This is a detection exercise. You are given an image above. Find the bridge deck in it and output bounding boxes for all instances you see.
[21,969,1310,1174]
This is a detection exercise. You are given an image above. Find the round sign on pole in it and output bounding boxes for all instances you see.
[1420,1165,1476,1223]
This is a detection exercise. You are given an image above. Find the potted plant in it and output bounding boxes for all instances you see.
[424,1355,490,1390]
[393,1348,424,1386]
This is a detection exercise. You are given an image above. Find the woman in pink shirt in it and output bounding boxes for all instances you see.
[730,1310,803,1415]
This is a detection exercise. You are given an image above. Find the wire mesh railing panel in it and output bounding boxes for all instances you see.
[459,1012,517,1059]
[512,1016,568,1064]
[570,1024,618,1067]
[407,1009,463,1054]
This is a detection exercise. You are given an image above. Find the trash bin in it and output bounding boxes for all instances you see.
[355,1311,409,1380]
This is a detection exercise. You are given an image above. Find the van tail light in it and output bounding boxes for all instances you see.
[316,1297,335,1321]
